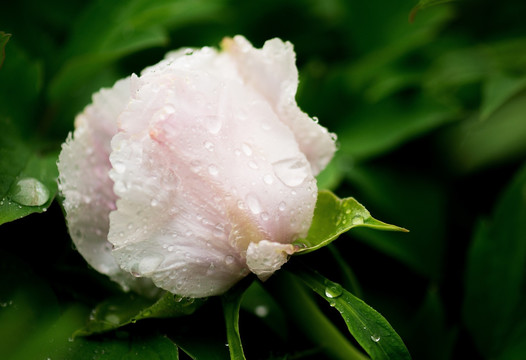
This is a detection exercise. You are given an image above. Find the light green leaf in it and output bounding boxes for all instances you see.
[294,190,407,254]
[463,163,526,357]
[75,292,206,337]
[290,264,411,360]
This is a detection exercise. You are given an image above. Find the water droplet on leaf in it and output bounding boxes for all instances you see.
[324,283,343,299]
[9,178,50,206]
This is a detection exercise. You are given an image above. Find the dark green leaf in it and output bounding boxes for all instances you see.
[463,163,526,357]
[294,190,407,254]
[345,165,446,280]
[337,96,457,161]
[240,280,288,340]
[269,271,368,360]
[54,334,179,360]
[481,74,526,120]
[222,278,252,360]
[0,119,58,225]
[290,264,411,360]
[75,292,206,337]
[443,91,526,172]
[0,32,10,69]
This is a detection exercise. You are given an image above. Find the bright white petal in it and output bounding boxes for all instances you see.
[58,77,159,297]
[223,35,337,174]
[246,240,296,281]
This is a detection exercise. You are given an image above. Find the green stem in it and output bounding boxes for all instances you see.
[268,271,369,360]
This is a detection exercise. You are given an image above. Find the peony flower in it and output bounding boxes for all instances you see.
[58,35,336,298]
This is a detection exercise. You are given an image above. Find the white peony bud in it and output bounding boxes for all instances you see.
[58,35,336,298]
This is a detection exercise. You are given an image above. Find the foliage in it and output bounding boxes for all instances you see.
[2,0,526,359]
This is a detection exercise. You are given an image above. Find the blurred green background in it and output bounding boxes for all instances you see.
[1,0,526,359]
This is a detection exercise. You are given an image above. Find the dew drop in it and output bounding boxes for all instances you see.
[371,335,381,342]
[9,178,50,206]
[324,283,343,299]
[263,174,274,185]
[248,160,258,169]
[241,143,253,156]
[312,116,319,123]
[245,193,262,214]
[351,215,364,225]
[138,255,164,275]
[204,115,222,134]
[113,161,126,174]
[278,201,286,212]
[150,199,159,207]
[254,305,269,317]
[224,255,235,265]
[260,212,269,221]
[204,141,215,152]
[184,48,194,55]
[272,157,310,187]
[208,164,219,176]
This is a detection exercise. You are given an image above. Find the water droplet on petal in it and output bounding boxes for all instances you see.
[113,161,126,174]
[263,174,274,185]
[278,201,286,212]
[224,255,234,265]
[248,161,258,169]
[245,193,262,214]
[242,143,253,156]
[204,115,222,134]
[204,141,215,151]
[184,48,194,55]
[272,157,310,187]
[138,255,164,275]
[208,165,219,176]
[9,178,50,206]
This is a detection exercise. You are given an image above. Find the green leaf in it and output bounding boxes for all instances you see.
[53,333,179,360]
[443,91,526,172]
[0,41,42,135]
[481,74,526,120]
[0,32,10,69]
[222,278,252,360]
[269,271,368,360]
[75,292,206,337]
[50,0,225,102]
[337,96,457,161]
[0,119,58,225]
[408,287,457,360]
[463,162,526,357]
[240,280,288,340]
[290,264,411,360]
[345,165,447,280]
[294,190,407,254]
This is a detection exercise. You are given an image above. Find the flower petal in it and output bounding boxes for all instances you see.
[108,45,319,297]
[58,78,158,296]
[223,35,337,174]
[246,240,296,281]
